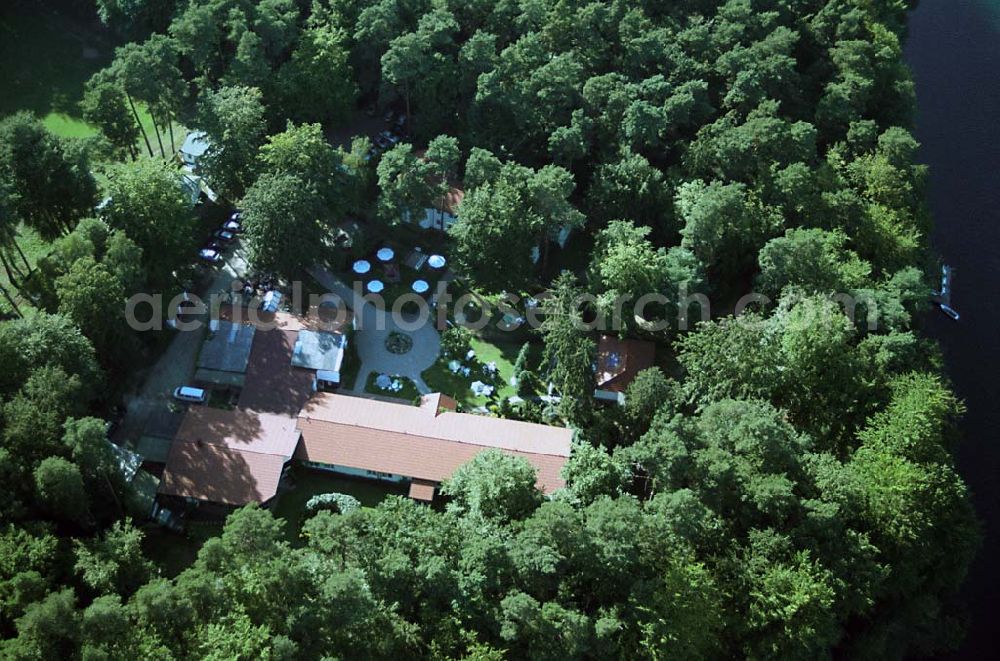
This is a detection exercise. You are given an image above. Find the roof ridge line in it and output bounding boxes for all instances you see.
[172,438,295,458]
[299,418,571,457]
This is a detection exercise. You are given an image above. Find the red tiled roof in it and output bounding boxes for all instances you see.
[436,185,464,215]
[159,442,288,506]
[175,407,300,455]
[159,408,300,505]
[420,393,459,414]
[217,304,350,334]
[408,479,437,502]
[239,329,316,416]
[595,335,656,393]
[297,393,572,493]
[412,148,464,215]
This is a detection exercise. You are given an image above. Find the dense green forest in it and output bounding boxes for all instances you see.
[0,0,979,658]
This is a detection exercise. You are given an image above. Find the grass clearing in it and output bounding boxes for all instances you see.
[142,520,224,578]
[0,4,112,134]
[364,371,422,401]
[272,465,407,545]
[42,112,100,139]
[0,5,183,149]
[422,337,520,408]
[0,225,55,314]
[339,334,362,389]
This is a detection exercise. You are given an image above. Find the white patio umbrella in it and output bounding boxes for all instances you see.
[367,279,385,293]
[428,254,446,269]
[411,279,430,294]
[377,247,395,262]
[352,259,371,274]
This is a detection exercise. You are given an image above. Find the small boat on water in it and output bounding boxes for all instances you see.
[934,265,960,321]
[940,264,953,299]
[939,303,961,321]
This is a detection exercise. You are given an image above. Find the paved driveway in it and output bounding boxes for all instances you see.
[116,244,248,444]
[309,266,440,394]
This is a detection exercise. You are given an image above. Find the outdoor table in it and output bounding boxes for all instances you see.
[377,247,395,262]
[471,381,495,397]
[367,279,385,293]
[352,259,371,274]
[428,254,446,269]
[412,279,430,294]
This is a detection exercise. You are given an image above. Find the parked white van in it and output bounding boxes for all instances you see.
[172,386,207,403]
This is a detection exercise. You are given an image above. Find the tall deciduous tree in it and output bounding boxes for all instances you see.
[102,159,196,284]
[241,173,326,279]
[587,149,672,232]
[757,228,871,298]
[4,588,80,660]
[34,457,90,524]
[0,113,97,240]
[0,180,25,315]
[198,85,268,198]
[539,272,596,426]
[449,177,539,293]
[278,20,356,124]
[590,219,702,330]
[74,522,154,597]
[375,142,438,222]
[110,37,177,157]
[56,257,126,360]
[81,70,140,161]
[451,153,584,292]
[676,179,783,279]
[442,449,542,522]
[0,312,100,401]
[258,122,345,214]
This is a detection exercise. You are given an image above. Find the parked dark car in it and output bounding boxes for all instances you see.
[212,229,235,242]
[380,130,400,146]
[199,247,223,263]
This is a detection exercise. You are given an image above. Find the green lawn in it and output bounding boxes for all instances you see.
[364,371,422,401]
[142,519,224,578]
[0,4,111,133]
[41,112,100,139]
[0,225,54,315]
[422,338,520,408]
[272,465,407,545]
[339,334,362,389]
[0,5,182,147]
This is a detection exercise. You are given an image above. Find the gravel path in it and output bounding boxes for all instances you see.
[309,266,441,395]
[116,246,248,444]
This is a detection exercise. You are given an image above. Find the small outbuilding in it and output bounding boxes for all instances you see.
[179,130,210,168]
[159,408,301,508]
[593,335,657,404]
[194,321,256,389]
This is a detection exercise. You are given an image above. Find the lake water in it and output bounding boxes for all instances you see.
[905,0,1000,654]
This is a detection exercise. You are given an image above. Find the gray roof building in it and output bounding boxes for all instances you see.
[195,321,256,387]
[291,330,346,372]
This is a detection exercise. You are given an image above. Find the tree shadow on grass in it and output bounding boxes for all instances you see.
[0,4,112,120]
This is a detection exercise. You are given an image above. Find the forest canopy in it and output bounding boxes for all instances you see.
[0,0,979,659]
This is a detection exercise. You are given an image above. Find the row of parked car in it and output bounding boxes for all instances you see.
[367,111,408,159]
[198,210,243,264]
